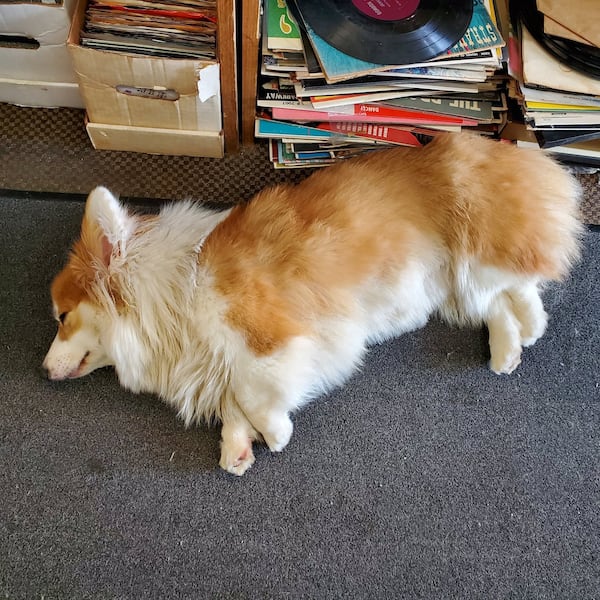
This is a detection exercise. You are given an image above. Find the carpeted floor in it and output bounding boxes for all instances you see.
[1,102,600,224]
[0,103,312,205]
[1,190,599,598]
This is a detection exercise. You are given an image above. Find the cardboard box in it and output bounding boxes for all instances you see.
[0,0,79,83]
[67,0,222,132]
[86,121,224,158]
[0,77,83,108]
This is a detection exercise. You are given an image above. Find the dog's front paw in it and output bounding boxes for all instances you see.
[520,311,548,348]
[262,414,293,453]
[489,346,522,375]
[220,438,255,476]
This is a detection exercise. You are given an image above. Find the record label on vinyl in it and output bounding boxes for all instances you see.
[295,0,473,65]
[351,0,420,21]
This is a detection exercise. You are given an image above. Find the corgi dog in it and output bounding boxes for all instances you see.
[43,133,583,475]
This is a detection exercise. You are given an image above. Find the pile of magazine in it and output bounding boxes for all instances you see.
[80,0,217,60]
[509,1,600,166]
[256,0,508,169]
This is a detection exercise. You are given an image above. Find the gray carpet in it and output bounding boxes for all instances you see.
[1,194,599,599]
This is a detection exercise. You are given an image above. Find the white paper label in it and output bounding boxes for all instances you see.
[197,64,220,102]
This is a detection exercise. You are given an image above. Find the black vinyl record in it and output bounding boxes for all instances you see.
[510,0,600,79]
[293,0,473,65]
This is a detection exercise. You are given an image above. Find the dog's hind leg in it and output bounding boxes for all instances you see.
[219,397,259,476]
[485,292,523,375]
[507,283,548,347]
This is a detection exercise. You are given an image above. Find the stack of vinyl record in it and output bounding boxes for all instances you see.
[80,0,217,60]
[257,0,508,168]
[509,0,600,165]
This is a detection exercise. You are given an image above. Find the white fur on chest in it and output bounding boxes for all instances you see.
[104,203,238,424]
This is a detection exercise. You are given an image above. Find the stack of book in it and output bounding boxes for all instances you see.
[508,1,600,165]
[256,0,507,169]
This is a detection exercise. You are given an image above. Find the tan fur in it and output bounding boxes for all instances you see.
[51,266,88,327]
[44,133,583,474]
[202,133,581,356]
[52,207,136,324]
[51,210,105,321]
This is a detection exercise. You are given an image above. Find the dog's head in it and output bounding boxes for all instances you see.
[43,187,133,380]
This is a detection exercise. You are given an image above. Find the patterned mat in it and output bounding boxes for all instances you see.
[1,102,598,223]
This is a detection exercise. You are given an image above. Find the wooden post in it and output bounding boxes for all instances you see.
[240,0,261,145]
[217,0,240,153]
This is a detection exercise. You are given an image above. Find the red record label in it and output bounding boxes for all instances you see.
[350,0,420,21]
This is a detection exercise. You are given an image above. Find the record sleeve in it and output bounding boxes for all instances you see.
[511,0,600,78]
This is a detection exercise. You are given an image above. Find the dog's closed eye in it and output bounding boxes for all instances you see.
[58,312,67,324]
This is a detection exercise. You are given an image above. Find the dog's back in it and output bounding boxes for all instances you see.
[201,133,582,353]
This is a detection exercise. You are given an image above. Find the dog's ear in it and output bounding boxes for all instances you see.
[82,186,133,267]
